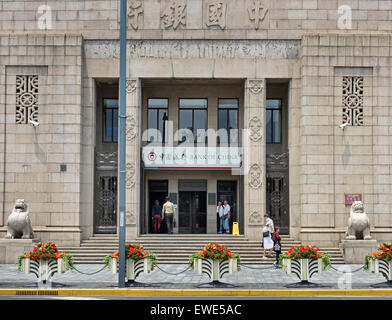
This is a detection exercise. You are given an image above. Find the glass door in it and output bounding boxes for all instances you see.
[179,191,206,234]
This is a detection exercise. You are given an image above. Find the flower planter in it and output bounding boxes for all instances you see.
[21,258,69,283]
[193,258,238,282]
[281,258,327,282]
[367,259,392,281]
[108,257,153,281]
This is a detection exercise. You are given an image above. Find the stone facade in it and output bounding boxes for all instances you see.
[0,0,391,247]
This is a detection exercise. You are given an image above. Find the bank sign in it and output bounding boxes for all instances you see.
[142,146,242,169]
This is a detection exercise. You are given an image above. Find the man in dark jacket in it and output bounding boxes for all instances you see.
[152,200,162,233]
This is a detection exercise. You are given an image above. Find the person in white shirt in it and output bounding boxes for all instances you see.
[216,201,224,234]
[223,200,231,233]
[262,214,274,259]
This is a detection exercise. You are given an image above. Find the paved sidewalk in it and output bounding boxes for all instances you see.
[0,263,387,289]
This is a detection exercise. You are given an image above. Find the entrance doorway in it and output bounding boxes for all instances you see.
[148,180,168,233]
[266,83,290,235]
[178,180,207,234]
[217,181,237,233]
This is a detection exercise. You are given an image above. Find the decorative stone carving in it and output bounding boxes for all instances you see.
[248,164,262,189]
[16,75,38,124]
[248,79,264,94]
[161,0,186,30]
[128,0,143,30]
[206,1,227,30]
[96,152,118,170]
[126,163,136,189]
[247,0,269,30]
[249,116,262,142]
[126,211,136,225]
[85,40,301,60]
[346,201,371,240]
[126,79,137,94]
[342,76,364,126]
[126,114,137,141]
[248,209,263,225]
[5,199,34,239]
[266,153,289,170]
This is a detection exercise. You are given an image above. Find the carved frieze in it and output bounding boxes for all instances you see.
[85,40,300,60]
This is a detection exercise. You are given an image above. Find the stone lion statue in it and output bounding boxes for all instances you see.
[5,199,34,239]
[346,201,371,240]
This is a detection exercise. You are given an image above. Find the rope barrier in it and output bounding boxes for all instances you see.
[241,264,277,270]
[330,265,365,274]
[155,264,192,275]
[71,265,107,275]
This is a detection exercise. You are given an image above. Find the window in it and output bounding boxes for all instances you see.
[103,98,118,142]
[147,98,168,142]
[218,98,238,145]
[266,99,282,144]
[179,98,207,143]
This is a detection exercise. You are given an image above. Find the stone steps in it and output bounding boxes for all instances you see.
[60,234,345,265]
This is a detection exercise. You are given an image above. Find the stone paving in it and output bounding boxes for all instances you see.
[0,263,388,289]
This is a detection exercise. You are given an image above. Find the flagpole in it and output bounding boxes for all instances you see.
[118,0,127,288]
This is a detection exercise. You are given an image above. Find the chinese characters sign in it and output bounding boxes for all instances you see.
[345,194,362,206]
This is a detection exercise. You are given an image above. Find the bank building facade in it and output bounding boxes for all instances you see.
[0,0,392,255]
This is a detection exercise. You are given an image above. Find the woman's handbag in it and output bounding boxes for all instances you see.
[263,231,269,238]
[273,241,281,252]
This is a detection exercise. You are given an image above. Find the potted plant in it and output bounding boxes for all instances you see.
[104,244,157,281]
[364,242,392,283]
[188,243,240,282]
[279,245,331,283]
[17,242,74,284]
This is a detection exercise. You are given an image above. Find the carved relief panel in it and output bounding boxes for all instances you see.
[15,75,39,124]
[342,76,364,126]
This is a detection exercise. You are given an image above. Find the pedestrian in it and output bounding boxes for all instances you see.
[151,200,162,233]
[223,200,231,233]
[272,226,281,265]
[162,196,175,234]
[216,201,224,234]
[262,214,274,259]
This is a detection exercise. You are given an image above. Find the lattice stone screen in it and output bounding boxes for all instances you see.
[342,76,364,126]
[15,75,38,124]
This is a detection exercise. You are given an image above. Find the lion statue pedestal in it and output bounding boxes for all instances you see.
[0,200,36,264]
[342,201,377,264]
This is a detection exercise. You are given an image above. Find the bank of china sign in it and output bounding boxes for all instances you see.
[142,146,242,169]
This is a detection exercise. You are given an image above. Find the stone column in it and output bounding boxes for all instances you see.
[243,79,266,241]
[124,78,141,240]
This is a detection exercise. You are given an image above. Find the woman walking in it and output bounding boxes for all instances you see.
[272,226,282,265]
[262,214,274,259]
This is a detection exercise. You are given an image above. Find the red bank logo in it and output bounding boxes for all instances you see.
[148,152,157,162]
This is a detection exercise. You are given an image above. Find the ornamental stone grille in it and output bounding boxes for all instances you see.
[342,76,364,126]
[15,75,39,124]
